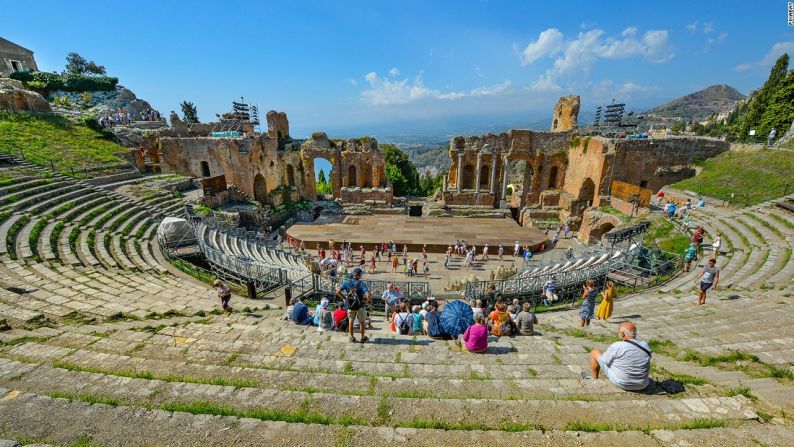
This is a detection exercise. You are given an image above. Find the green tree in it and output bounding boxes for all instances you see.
[380,143,420,196]
[318,169,326,184]
[65,52,106,75]
[385,163,409,196]
[180,101,199,124]
[738,53,790,140]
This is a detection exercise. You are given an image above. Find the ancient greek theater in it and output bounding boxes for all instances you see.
[2,10,794,446]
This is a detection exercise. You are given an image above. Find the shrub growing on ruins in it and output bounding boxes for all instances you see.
[180,101,200,124]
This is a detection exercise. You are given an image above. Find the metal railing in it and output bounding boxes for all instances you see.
[183,205,433,300]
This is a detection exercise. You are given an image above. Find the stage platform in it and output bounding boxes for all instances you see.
[286,215,548,253]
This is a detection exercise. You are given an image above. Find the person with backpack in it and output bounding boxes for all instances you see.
[487,301,515,336]
[683,243,698,272]
[392,302,414,335]
[316,299,334,332]
[336,267,372,343]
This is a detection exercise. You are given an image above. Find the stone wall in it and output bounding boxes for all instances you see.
[608,137,729,193]
[340,186,393,205]
[0,38,38,77]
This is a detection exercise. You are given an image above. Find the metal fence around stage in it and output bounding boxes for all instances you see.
[184,205,433,300]
[198,239,285,292]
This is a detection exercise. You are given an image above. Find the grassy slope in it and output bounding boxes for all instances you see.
[671,148,793,205]
[0,111,125,170]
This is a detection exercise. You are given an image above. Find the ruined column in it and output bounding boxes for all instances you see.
[456,152,464,192]
[501,155,510,208]
[442,175,447,192]
[474,153,482,193]
[489,154,497,194]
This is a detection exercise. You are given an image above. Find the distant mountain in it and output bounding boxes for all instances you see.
[644,84,746,123]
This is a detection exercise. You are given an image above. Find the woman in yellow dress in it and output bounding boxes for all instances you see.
[595,281,616,320]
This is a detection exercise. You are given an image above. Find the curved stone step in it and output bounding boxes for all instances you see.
[56,224,81,266]
[0,213,26,258]
[93,231,118,269]
[38,220,59,261]
[126,238,151,271]
[109,234,137,271]
[75,230,101,268]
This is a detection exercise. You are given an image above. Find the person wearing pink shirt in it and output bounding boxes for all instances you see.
[457,313,489,353]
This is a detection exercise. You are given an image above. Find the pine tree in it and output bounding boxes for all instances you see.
[739,53,789,139]
[318,169,326,184]
[180,101,199,124]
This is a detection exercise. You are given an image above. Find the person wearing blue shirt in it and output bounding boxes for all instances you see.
[292,297,313,325]
[425,302,445,339]
[382,283,401,321]
[337,267,372,343]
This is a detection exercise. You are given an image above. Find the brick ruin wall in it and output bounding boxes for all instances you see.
[157,119,391,208]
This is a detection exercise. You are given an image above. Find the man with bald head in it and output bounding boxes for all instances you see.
[584,322,652,391]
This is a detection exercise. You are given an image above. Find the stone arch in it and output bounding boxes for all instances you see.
[286,164,295,186]
[548,166,559,188]
[590,222,616,241]
[579,178,596,203]
[552,118,558,130]
[348,165,357,187]
[253,173,268,204]
[200,161,210,177]
[462,164,475,190]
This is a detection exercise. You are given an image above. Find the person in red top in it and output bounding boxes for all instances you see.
[656,190,665,206]
[333,306,348,330]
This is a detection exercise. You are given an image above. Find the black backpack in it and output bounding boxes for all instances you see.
[345,279,363,310]
[397,314,411,335]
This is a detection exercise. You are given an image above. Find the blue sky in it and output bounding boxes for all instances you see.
[4,0,793,137]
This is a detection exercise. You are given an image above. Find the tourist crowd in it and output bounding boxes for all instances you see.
[97,109,161,128]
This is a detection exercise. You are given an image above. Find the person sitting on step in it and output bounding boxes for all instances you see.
[583,322,651,391]
[456,313,489,353]
[292,296,314,326]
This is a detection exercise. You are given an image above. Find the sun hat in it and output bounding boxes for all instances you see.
[213,279,222,286]
[321,298,329,308]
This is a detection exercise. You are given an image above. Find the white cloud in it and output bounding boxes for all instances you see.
[703,22,714,34]
[686,21,698,33]
[520,28,564,65]
[519,27,674,87]
[590,79,660,102]
[531,71,562,92]
[361,72,511,105]
[388,67,400,77]
[736,41,794,72]
[348,78,358,86]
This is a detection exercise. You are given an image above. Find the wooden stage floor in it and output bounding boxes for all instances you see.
[286,215,548,253]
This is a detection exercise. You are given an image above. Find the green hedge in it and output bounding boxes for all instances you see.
[10,71,118,92]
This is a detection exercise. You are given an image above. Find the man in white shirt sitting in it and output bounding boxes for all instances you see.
[583,321,652,391]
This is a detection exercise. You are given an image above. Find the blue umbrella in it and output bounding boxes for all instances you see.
[440,300,474,338]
